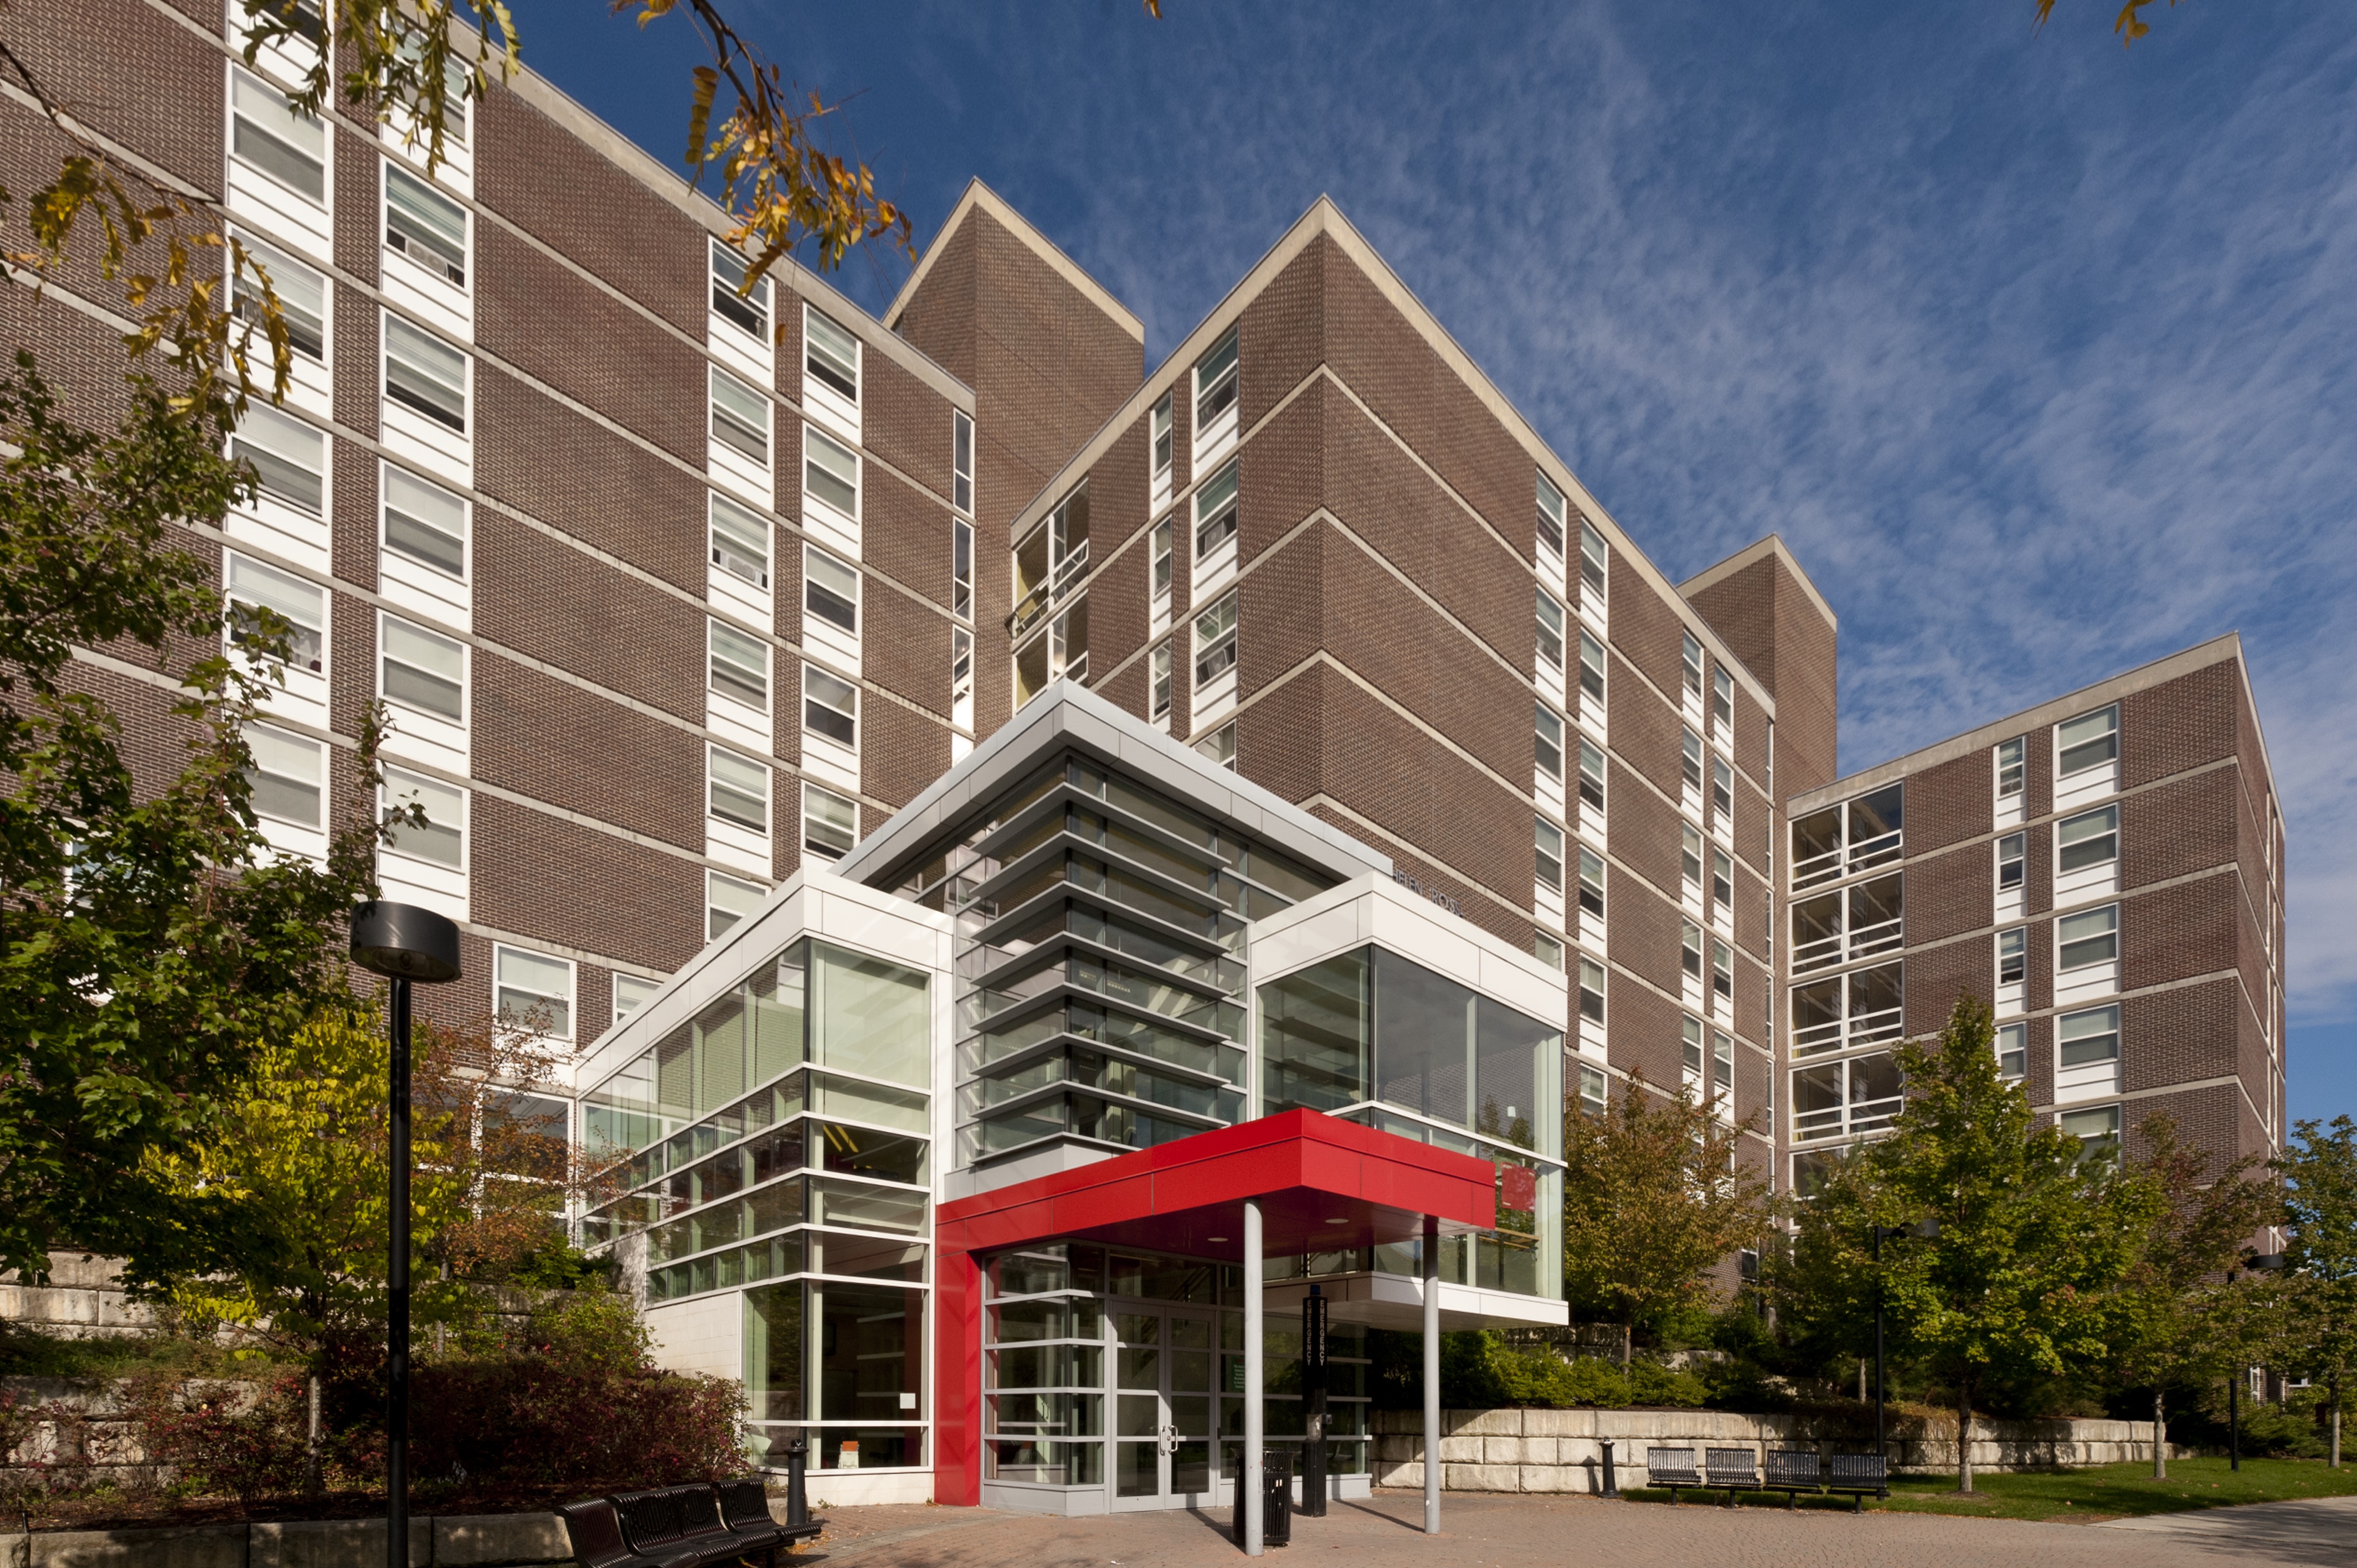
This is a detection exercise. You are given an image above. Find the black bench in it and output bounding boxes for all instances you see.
[557,1498,668,1568]
[1826,1452,1890,1512]
[719,1477,821,1551]
[611,1484,760,1567]
[1702,1447,1759,1505]
[1761,1449,1824,1508]
[1644,1446,1703,1504]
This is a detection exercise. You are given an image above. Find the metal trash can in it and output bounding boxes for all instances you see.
[1231,1451,1295,1549]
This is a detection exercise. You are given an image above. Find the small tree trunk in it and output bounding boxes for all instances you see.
[1859,1358,1868,1402]
[1957,1379,1974,1494]
[2332,1385,2342,1470]
[1620,1323,1631,1368]
[2152,1387,2166,1481]
[303,1373,322,1495]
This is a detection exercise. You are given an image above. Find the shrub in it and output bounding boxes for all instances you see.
[131,1373,309,1508]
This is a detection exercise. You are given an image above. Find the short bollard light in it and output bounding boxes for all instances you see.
[1600,1437,1619,1499]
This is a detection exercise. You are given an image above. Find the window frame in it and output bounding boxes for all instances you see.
[951,517,974,620]
[1577,845,1605,918]
[382,311,468,432]
[226,551,327,673]
[708,616,772,713]
[1193,592,1237,685]
[1150,641,1173,721]
[382,160,468,288]
[2058,1004,2121,1067]
[378,612,466,723]
[231,401,327,515]
[2057,805,2120,873]
[1995,1022,2028,1080]
[228,65,325,203]
[244,722,325,829]
[380,763,465,870]
[802,780,857,860]
[802,543,861,635]
[802,663,859,749]
[1711,668,1733,734]
[1996,736,2026,798]
[804,423,860,518]
[1152,518,1174,598]
[1578,522,1607,598]
[1681,729,1705,793]
[1150,393,1173,482]
[706,743,772,834]
[1193,325,1238,430]
[493,945,577,1043]
[1578,630,1606,703]
[706,868,768,940]
[2058,904,2120,972]
[1997,926,2026,984]
[1535,818,1565,893]
[1578,957,1606,1024]
[229,229,326,362]
[1192,460,1239,559]
[1535,703,1563,781]
[1681,633,1704,700]
[708,364,771,466]
[1536,473,1566,556]
[2057,704,2119,778]
[953,410,975,515]
[709,240,771,341]
[379,460,467,579]
[1711,755,1734,820]
[1577,739,1606,812]
[708,491,771,589]
[1536,588,1565,669]
[804,305,862,404]
[1996,831,2026,891]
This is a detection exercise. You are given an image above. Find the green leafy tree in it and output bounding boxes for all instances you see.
[2278,1116,2357,1468]
[1561,1074,1779,1355]
[1783,996,2162,1491]
[2111,1112,2281,1477]
[0,355,391,1286]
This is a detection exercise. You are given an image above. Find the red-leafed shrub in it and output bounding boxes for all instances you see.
[130,1373,310,1506]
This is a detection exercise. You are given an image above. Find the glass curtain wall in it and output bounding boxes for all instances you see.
[577,938,933,1470]
[890,752,1339,1168]
[1260,948,1565,1297]
[980,1242,1372,1496]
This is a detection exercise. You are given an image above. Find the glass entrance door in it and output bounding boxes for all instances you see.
[1111,1307,1217,1510]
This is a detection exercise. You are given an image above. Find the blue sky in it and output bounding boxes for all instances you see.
[513,0,2356,1125]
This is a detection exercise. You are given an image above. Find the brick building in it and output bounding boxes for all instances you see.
[4,0,2288,1511]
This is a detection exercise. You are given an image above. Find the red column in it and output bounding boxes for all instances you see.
[934,1248,984,1505]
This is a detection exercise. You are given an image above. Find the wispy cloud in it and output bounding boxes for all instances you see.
[531,0,2357,1109]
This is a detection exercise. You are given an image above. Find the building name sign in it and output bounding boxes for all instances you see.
[1391,868,1462,917]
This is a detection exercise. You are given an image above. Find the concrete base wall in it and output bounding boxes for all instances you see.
[0,1513,570,1567]
[0,1258,158,1340]
[1370,1407,2186,1493]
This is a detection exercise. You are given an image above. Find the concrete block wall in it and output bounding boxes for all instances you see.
[1369,1407,2179,1493]
[0,1514,568,1568]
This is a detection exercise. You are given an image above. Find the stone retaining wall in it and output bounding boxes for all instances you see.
[0,1513,570,1568]
[1371,1407,2181,1493]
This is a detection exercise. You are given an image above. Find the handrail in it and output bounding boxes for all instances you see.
[1849,916,1903,960]
[1790,847,1843,891]
[1847,829,1903,873]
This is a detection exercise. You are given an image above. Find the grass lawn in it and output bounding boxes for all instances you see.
[1624,1456,2357,1523]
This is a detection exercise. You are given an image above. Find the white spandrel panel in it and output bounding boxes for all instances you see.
[379,549,472,636]
[381,399,473,489]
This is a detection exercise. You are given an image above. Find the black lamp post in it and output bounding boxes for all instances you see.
[1870,1217,1940,1464]
[2226,1251,2287,1472]
[350,901,461,1568]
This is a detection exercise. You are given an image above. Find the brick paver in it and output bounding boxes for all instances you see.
[792,1488,2349,1568]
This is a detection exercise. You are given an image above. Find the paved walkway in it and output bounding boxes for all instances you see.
[794,1489,2356,1568]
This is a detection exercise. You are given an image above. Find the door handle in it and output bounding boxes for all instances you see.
[1159,1423,1178,1457]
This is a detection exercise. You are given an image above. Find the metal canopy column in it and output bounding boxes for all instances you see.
[1244,1196,1265,1556]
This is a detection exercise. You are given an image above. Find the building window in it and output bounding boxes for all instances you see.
[2060,1102,2121,1163]
[707,869,767,940]
[1681,921,1704,984]
[1152,518,1174,597]
[379,614,464,721]
[1682,1015,1705,1079]
[1998,926,2025,984]
[1711,756,1734,821]
[1681,729,1704,794]
[226,554,325,671]
[381,462,466,577]
[953,410,974,514]
[709,492,770,588]
[951,517,974,620]
[382,765,464,868]
[2058,905,2119,971]
[1713,1030,1735,1100]
[802,664,858,747]
[1681,825,1704,896]
[383,163,466,287]
[1996,736,2026,798]
[1536,473,1565,556]
[383,313,467,432]
[709,240,770,340]
[1535,818,1564,892]
[709,366,770,464]
[1536,588,1565,669]
[1681,633,1704,701]
[1997,832,2025,890]
[951,627,974,729]
[1577,845,1605,918]
[803,544,860,633]
[804,307,861,403]
[1578,957,1605,1023]
[1578,739,1605,812]
[1193,460,1239,558]
[1535,703,1563,781]
[707,745,770,832]
[1711,938,1733,1002]
[1195,723,1236,770]
[230,231,325,360]
[2058,1003,2120,1067]
[2058,704,2119,777]
[1578,1063,1607,1117]
[1151,393,1172,480]
[612,974,660,1022]
[1578,522,1607,598]
[1193,592,1237,684]
[804,425,859,517]
[1533,932,1563,970]
[2058,805,2119,873]
[1995,1022,2027,1080]
[1194,325,1238,429]
[1578,630,1605,703]
[243,723,322,828]
[708,617,770,711]
[230,66,324,201]
[1150,642,1172,720]
[1711,848,1733,913]
[231,403,325,515]
[494,946,574,1041]
[1711,668,1733,734]
[802,781,856,859]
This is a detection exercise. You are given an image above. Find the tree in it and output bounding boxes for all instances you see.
[2278,1116,2357,1468]
[125,1001,585,1490]
[1560,1074,1779,1355]
[0,354,393,1286]
[2111,1112,2280,1478]
[1784,996,2162,1492]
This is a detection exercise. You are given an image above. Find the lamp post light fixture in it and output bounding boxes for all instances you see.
[349,901,461,1568]
[2226,1251,2288,1473]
